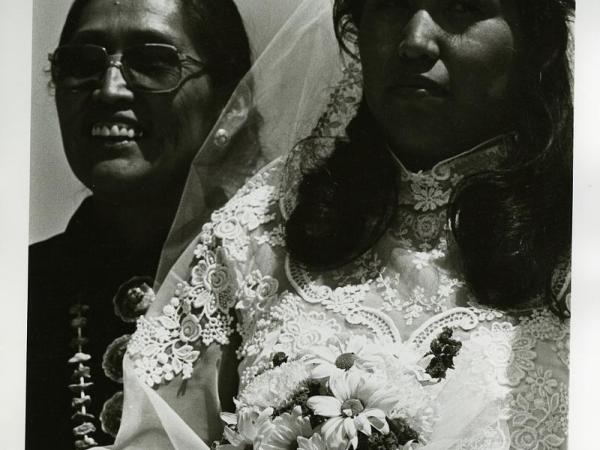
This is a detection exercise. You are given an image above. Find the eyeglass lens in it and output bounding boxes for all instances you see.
[52,45,184,91]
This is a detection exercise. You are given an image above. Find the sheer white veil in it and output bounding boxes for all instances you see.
[90,3,351,448]
[156,0,346,284]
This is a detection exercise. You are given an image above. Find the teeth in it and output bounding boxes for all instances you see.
[91,123,143,138]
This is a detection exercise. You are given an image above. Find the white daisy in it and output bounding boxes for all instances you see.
[257,406,313,450]
[303,335,384,380]
[221,406,274,449]
[307,370,400,450]
[297,433,328,450]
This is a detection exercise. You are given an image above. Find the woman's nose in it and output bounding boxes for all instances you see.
[92,62,134,104]
[397,10,440,61]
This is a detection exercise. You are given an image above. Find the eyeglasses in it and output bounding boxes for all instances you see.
[49,43,207,93]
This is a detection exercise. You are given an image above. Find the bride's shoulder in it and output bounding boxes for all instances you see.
[209,158,286,231]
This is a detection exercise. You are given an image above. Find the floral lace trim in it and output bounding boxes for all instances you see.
[391,134,514,212]
[286,256,402,344]
[507,378,568,449]
[278,61,362,221]
[237,290,345,388]
[310,59,362,139]
[454,308,569,450]
[388,208,449,252]
[408,307,480,351]
[378,268,464,325]
[127,162,285,388]
[450,421,509,450]
[127,228,237,387]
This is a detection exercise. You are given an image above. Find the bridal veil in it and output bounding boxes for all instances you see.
[94,1,354,448]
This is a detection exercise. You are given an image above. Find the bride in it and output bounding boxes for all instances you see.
[101,0,573,448]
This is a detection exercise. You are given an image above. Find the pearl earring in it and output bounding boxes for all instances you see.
[214,128,230,147]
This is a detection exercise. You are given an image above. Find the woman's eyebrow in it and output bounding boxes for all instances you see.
[124,29,179,46]
[68,29,178,46]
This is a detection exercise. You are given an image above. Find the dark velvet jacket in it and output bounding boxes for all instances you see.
[26,197,163,450]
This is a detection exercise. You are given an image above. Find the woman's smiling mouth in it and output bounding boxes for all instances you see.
[91,122,145,139]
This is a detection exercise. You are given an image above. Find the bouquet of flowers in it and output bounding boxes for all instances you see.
[217,328,462,450]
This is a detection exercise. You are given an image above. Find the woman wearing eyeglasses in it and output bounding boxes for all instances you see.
[26,0,254,448]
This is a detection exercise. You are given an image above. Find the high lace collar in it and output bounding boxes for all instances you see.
[389,134,516,212]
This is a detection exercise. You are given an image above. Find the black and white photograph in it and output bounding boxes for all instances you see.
[3,0,600,449]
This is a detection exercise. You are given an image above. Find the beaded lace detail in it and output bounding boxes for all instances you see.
[127,241,236,386]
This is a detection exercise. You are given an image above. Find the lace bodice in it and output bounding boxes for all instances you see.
[128,136,570,449]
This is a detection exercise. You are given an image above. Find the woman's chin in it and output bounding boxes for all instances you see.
[85,162,158,201]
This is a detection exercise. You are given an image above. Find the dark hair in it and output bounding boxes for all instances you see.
[286,0,574,316]
[58,0,251,96]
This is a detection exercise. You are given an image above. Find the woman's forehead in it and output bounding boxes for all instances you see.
[69,0,192,48]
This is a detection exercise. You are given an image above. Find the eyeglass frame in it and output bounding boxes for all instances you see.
[48,43,208,94]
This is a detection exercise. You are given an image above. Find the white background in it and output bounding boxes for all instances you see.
[29,0,89,245]
[1,0,600,448]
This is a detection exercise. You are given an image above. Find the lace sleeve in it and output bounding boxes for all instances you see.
[127,158,285,388]
[504,309,570,450]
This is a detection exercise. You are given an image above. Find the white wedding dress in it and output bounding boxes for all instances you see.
[121,83,570,449]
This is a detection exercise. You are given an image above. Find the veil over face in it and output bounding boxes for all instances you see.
[156,0,351,282]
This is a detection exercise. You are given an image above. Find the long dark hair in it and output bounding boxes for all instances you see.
[286,0,574,316]
[58,0,251,97]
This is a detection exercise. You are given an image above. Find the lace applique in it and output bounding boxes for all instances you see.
[468,302,506,322]
[507,377,568,449]
[448,307,569,449]
[310,59,362,139]
[388,208,449,252]
[321,285,366,315]
[254,224,285,248]
[212,183,279,261]
[377,262,463,325]
[404,173,452,212]
[518,309,569,367]
[275,309,342,355]
[278,60,362,220]
[332,250,382,285]
[392,135,512,209]
[128,162,283,388]
[468,323,537,387]
[128,239,236,387]
[237,290,297,360]
[236,270,279,313]
[408,307,480,350]
[385,135,514,251]
[450,421,509,450]
[286,256,402,344]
